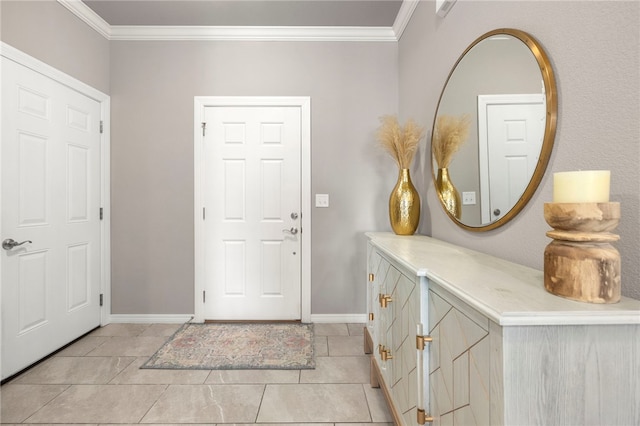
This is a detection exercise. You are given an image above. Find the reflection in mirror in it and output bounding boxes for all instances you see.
[431,29,557,231]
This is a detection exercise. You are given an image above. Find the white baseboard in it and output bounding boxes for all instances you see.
[106,313,366,324]
[107,314,194,324]
[310,314,367,324]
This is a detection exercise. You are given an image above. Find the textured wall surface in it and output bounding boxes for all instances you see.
[400,0,639,300]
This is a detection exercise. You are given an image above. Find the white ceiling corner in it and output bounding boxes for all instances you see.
[56,0,418,42]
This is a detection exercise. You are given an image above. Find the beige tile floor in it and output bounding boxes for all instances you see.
[1,322,393,425]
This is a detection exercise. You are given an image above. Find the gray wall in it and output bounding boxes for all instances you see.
[2,0,639,315]
[109,41,398,314]
[400,0,640,299]
[0,0,110,94]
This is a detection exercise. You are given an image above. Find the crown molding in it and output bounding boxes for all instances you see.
[57,0,111,39]
[109,25,397,42]
[392,0,420,40]
[57,0,417,42]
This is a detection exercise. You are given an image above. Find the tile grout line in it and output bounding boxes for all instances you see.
[135,383,170,424]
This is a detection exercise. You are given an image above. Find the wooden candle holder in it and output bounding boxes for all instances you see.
[543,202,621,303]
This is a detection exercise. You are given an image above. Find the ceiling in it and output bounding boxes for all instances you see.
[82,0,404,28]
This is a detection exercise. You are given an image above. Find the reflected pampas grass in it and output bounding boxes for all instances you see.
[432,114,471,168]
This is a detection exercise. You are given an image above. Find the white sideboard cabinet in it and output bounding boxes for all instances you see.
[365,232,640,426]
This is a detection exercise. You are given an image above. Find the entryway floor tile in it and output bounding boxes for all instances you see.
[0,384,69,423]
[300,355,370,384]
[140,384,264,424]
[89,323,151,337]
[313,323,349,336]
[24,384,167,424]
[205,369,300,384]
[328,335,367,356]
[109,357,210,385]
[13,356,136,385]
[86,336,166,357]
[257,383,371,423]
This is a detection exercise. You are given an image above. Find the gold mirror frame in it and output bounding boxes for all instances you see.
[431,28,557,231]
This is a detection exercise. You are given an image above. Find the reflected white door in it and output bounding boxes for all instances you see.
[478,94,545,224]
[203,105,301,320]
[1,57,102,379]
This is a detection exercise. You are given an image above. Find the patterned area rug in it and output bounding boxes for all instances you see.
[142,322,315,370]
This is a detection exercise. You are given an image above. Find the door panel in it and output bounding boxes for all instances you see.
[203,105,301,320]
[478,94,545,224]
[1,57,102,379]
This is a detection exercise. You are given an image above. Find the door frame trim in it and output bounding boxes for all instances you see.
[0,42,111,326]
[193,96,311,323]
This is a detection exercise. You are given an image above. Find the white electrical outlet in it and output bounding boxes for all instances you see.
[462,191,476,205]
[315,194,329,208]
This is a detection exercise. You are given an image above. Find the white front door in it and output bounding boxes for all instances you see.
[1,57,102,379]
[202,104,302,320]
[478,94,545,224]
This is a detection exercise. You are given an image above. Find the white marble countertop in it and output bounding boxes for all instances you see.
[366,232,640,326]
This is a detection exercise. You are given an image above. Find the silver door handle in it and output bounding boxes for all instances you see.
[283,227,299,235]
[2,238,32,250]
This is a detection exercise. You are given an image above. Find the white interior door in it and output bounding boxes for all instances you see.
[202,104,302,320]
[1,57,102,380]
[478,94,545,224]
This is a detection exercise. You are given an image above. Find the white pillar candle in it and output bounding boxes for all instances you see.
[553,170,610,203]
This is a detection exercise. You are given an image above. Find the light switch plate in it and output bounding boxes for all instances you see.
[462,191,476,205]
[315,194,329,208]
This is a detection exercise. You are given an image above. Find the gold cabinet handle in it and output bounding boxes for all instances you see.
[417,408,434,424]
[378,293,392,308]
[416,334,433,350]
[381,348,393,361]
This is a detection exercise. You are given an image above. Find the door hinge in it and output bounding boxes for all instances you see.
[100,121,104,134]
[201,122,206,137]
[99,207,103,220]
[99,293,104,306]
[203,207,205,220]
[203,290,206,303]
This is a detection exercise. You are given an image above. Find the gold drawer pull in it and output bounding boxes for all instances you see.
[378,293,392,308]
[417,408,434,424]
[381,348,393,361]
[416,334,433,350]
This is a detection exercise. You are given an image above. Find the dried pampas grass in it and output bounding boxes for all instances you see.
[432,114,471,168]
[376,115,424,170]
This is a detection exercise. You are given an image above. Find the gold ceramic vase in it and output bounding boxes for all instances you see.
[389,168,420,235]
[436,167,461,219]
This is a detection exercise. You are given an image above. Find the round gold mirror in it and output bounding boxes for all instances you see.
[431,28,557,231]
